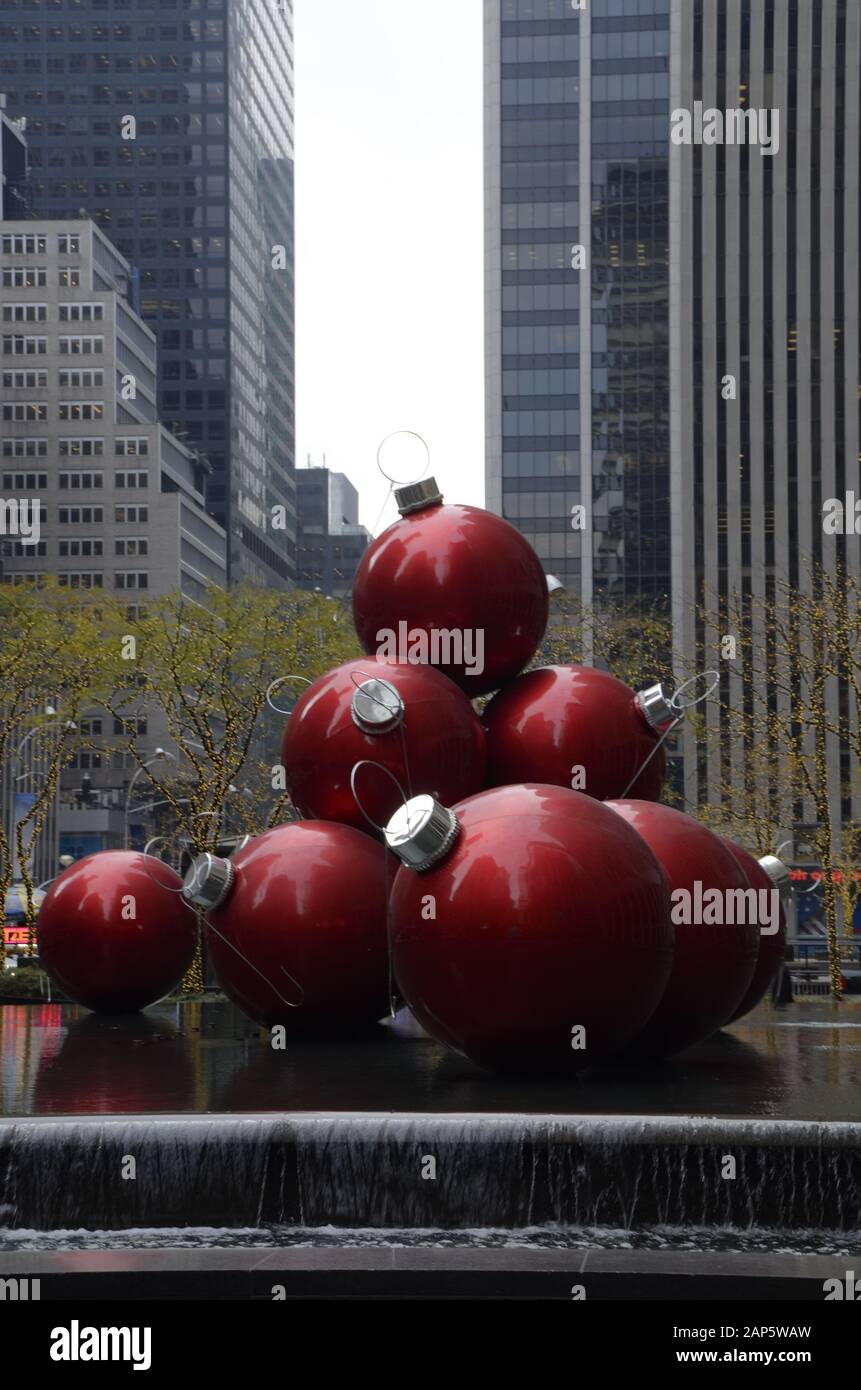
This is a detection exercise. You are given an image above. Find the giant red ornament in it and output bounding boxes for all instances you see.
[385,783,674,1074]
[604,801,760,1056]
[723,841,790,1022]
[37,851,196,1013]
[182,820,390,1033]
[483,665,672,803]
[351,477,549,695]
[281,656,487,833]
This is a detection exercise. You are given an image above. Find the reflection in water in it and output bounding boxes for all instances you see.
[0,999,860,1120]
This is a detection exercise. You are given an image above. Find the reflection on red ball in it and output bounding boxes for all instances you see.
[605,802,760,1056]
[202,821,390,1034]
[483,665,667,802]
[37,851,196,1013]
[281,657,487,833]
[723,840,788,1022]
[352,495,549,695]
[390,784,673,1074]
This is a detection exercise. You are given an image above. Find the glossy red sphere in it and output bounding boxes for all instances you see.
[604,802,760,1056]
[352,498,549,695]
[483,665,666,802]
[203,821,390,1033]
[37,851,196,1013]
[723,840,788,1022]
[281,657,487,833]
[390,783,674,1074]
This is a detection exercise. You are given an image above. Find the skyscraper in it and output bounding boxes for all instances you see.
[0,0,296,586]
[485,0,672,609]
[486,0,860,839]
[295,462,371,599]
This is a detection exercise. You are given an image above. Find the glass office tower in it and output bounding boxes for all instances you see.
[485,0,671,607]
[0,0,296,585]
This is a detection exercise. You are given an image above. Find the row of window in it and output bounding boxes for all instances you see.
[0,495,148,527]
[2,267,81,288]
[1,537,149,557]
[0,19,224,39]
[2,303,103,322]
[3,83,227,105]
[3,336,105,354]
[3,369,104,386]
[0,470,149,488]
[2,233,80,255]
[0,50,226,73]
[2,439,149,456]
[4,403,105,421]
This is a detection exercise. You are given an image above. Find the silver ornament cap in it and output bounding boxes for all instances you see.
[637,682,675,732]
[384,794,460,872]
[546,573,567,596]
[182,852,235,911]
[351,677,405,734]
[758,854,794,905]
[394,476,444,516]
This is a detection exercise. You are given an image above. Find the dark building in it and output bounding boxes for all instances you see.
[485,0,672,610]
[296,463,370,599]
[0,99,27,220]
[0,0,296,586]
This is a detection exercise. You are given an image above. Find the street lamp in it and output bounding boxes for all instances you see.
[124,749,177,849]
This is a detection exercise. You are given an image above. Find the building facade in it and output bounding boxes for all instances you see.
[485,0,860,844]
[485,0,672,607]
[0,100,27,221]
[296,463,371,599]
[0,217,228,868]
[0,0,296,586]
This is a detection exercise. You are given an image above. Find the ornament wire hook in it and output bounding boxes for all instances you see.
[375,430,431,486]
[267,675,313,718]
[620,668,720,799]
[141,837,191,897]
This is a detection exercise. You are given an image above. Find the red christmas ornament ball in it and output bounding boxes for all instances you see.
[281,657,487,833]
[604,801,760,1055]
[388,783,674,1073]
[37,851,196,1013]
[483,665,670,802]
[351,481,549,695]
[723,840,788,1022]
[183,821,390,1034]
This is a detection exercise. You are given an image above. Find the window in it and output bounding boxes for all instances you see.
[60,538,103,557]
[1,234,47,255]
[0,539,48,559]
[58,234,81,254]
[68,750,103,769]
[115,471,149,489]
[77,719,103,737]
[59,438,103,457]
[59,303,104,322]
[59,336,103,354]
[3,370,48,388]
[59,268,81,288]
[59,506,104,525]
[2,439,47,458]
[2,303,48,323]
[59,472,104,490]
[3,403,47,422]
[115,505,148,524]
[115,572,148,590]
[59,402,104,421]
[2,574,47,588]
[113,717,148,737]
[59,369,104,388]
[115,437,149,457]
[115,537,148,557]
[2,473,48,490]
[3,336,47,355]
[1,267,47,288]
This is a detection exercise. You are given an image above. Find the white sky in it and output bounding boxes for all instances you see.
[294,0,486,534]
